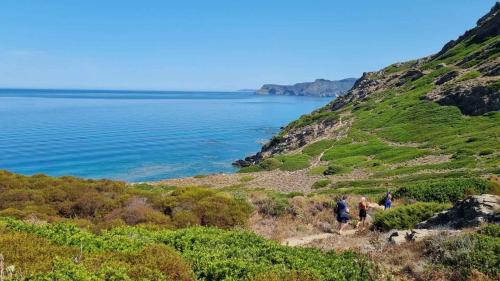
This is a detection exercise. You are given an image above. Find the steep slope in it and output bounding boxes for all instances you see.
[256,78,356,97]
[236,4,499,182]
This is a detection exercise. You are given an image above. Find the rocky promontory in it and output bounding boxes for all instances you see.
[256,78,356,97]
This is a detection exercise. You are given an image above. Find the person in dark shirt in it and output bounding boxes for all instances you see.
[356,196,368,229]
[336,195,350,233]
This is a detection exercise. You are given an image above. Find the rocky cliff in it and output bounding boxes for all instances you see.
[256,78,356,97]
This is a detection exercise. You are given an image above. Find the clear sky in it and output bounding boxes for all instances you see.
[0,0,496,91]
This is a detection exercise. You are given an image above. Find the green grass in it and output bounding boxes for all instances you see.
[309,166,328,175]
[276,154,311,171]
[303,139,336,156]
[457,70,481,81]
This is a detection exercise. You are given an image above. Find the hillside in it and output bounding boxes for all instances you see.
[256,78,356,97]
[236,3,499,182]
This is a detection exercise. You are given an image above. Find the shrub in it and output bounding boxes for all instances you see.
[373,202,449,230]
[479,149,494,156]
[5,220,378,281]
[250,270,320,281]
[323,165,351,175]
[259,158,283,170]
[426,233,500,280]
[158,187,252,229]
[309,166,327,175]
[238,165,264,173]
[479,224,500,238]
[253,195,291,217]
[312,179,332,189]
[394,178,491,203]
[239,175,254,182]
[105,197,171,226]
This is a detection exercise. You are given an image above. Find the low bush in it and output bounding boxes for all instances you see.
[426,233,499,280]
[323,165,351,175]
[309,166,328,175]
[373,202,449,231]
[394,178,491,203]
[4,220,378,281]
[259,158,283,170]
[253,194,291,217]
[239,175,254,182]
[0,225,195,280]
[312,179,332,189]
[479,224,500,238]
[238,165,264,173]
[157,187,252,229]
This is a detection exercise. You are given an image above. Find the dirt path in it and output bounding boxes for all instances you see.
[281,230,358,247]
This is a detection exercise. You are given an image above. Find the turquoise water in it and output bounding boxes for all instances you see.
[0,89,332,182]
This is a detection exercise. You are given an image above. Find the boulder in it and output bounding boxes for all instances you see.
[425,83,500,116]
[435,71,459,85]
[388,230,407,245]
[436,63,447,69]
[319,222,335,233]
[416,194,500,229]
[388,229,459,244]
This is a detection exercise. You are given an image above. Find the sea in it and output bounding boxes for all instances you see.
[0,89,333,182]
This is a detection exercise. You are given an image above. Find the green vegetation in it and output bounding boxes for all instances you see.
[303,140,336,156]
[457,70,481,81]
[2,219,376,281]
[426,231,500,279]
[276,154,311,171]
[0,170,252,230]
[394,178,491,203]
[373,202,449,230]
[312,179,332,189]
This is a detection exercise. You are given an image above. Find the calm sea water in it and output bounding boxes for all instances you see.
[0,89,332,182]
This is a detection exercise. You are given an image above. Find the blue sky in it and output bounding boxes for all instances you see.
[0,0,495,91]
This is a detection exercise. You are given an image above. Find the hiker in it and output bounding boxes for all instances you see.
[384,192,392,210]
[335,195,350,233]
[356,197,368,229]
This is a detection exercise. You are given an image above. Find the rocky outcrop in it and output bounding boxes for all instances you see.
[256,78,356,97]
[416,194,500,229]
[425,82,500,115]
[435,71,459,85]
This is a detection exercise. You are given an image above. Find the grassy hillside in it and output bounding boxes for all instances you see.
[240,5,499,199]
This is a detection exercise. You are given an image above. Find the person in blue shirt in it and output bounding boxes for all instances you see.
[336,195,350,233]
[384,192,392,210]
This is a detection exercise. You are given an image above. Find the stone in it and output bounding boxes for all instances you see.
[436,63,447,69]
[416,194,500,229]
[388,230,408,245]
[425,83,500,116]
[435,71,459,85]
[319,222,334,233]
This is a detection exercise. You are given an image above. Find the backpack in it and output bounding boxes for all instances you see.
[334,201,342,214]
